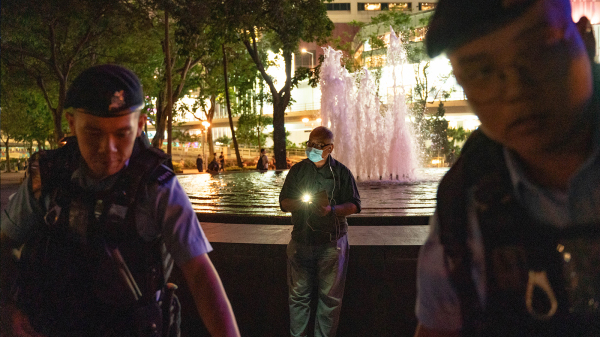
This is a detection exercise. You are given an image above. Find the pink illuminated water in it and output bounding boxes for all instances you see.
[319,28,417,181]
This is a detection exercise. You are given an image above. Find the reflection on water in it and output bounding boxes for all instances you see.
[177,167,448,217]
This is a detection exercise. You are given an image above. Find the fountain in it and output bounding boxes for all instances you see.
[176,28,446,223]
[319,28,417,181]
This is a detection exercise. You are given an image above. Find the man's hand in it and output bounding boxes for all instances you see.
[312,204,332,217]
[280,198,308,212]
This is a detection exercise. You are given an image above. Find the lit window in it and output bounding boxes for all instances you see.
[358,3,383,11]
[365,3,382,10]
[388,3,411,11]
[419,2,436,11]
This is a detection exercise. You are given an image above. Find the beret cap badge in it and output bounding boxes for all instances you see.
[109,90,126,111]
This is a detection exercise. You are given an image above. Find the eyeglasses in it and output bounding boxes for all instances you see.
[453,25,572,104]
[306,141,332,150]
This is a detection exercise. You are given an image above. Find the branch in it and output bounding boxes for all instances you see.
[171,57,195,101]
[66,25,94,70]
[35,76,56,114]
[48,23,65,82]
[242,29,278,99]
[1,44,52,66]
[176,56,202,73]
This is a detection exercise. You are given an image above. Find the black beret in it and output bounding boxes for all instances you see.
[426,0,542,58]
[65,64,144,117]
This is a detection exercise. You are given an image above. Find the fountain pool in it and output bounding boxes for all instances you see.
[177,167,446,224]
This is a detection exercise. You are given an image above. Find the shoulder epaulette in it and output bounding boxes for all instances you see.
[150,164,176,185]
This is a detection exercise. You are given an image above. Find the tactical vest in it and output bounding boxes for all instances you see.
[437,130,600,337]
[15,137,180,337]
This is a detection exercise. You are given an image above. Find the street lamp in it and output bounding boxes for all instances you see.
[301,48,314,69]
[201,121,210,171]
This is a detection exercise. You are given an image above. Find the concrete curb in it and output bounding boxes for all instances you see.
[1,171,26,186]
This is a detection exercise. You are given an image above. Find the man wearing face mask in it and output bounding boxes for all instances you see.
[279,126,361,337]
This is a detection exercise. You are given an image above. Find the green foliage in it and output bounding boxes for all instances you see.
[427,101,450,159]
[235,113,273,147]
[1,67,55,157]
[172,130,202,143]
[447,126,473,154]
[1,0,159,143]
[348,9,414,71]
[231,0,334,169]
[215,136,232,146]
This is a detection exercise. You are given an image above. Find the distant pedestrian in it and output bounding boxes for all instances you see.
[219,152,225,172]
[257,149,268,170]
[196,154,204,172]
[446,149,456,167]
[208,152,219,172]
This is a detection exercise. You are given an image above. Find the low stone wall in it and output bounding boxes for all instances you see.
[171,222,428,336]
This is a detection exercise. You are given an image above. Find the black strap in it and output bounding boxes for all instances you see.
[437,130,509,334]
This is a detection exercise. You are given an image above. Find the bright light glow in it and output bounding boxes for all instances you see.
[267,50,288,91]
[301,48,307,53]
[302,194,311,203]
[572,3,600,24]
[202,121,210,128]
[365,3,381,10]
[431,159,440,165]
[302,118,309,123]
[316,118,322,123]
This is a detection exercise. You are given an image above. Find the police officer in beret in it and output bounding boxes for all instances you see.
[414,1,600,336]
[0,65,240,336]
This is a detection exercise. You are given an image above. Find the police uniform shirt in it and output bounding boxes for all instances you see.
[1,163,213,269]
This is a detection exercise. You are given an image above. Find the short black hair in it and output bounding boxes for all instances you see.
[310,126,334,143]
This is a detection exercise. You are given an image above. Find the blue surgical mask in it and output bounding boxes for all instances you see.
[305,147,324,163]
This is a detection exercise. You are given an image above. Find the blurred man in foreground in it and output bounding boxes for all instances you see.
[415,0,600,336]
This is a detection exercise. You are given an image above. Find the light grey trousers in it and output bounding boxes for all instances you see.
[287,235,349,337]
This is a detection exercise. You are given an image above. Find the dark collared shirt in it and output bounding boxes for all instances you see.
[279,156,361,245]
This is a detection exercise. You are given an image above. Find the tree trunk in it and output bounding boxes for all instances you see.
[165,9,173,155]
[207,95,216,157]
[4,139,11,173]
[255,87,261,150]
[207,127,215,159]
[272,97,287,170]
[222,44,243,168]
[53,80,67,144]
[272,52,293,170]
[152,88,168,149]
